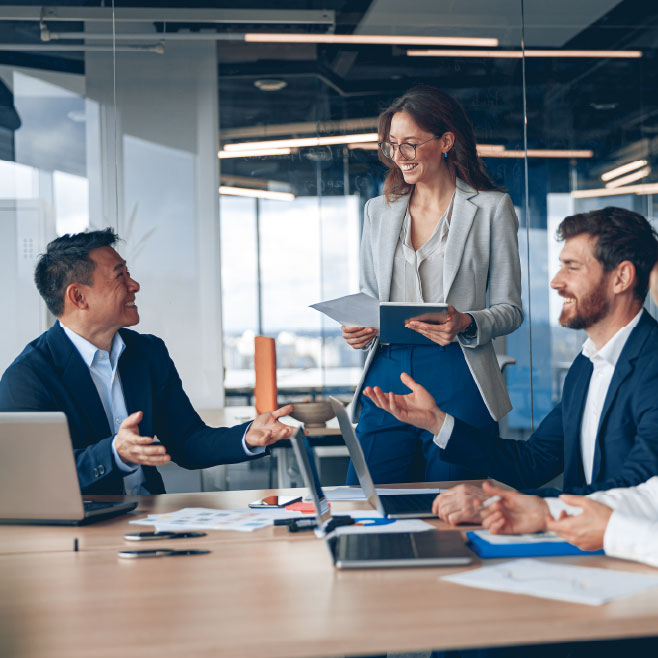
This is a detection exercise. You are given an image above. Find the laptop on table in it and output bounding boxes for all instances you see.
[0,412,138,525]
[329,397,439,518]
[290,428,473,569]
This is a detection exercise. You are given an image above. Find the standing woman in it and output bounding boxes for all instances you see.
[343,85,523,484]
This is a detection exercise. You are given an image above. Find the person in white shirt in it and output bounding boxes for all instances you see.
[479,478,658,567]
[362,207,658,526]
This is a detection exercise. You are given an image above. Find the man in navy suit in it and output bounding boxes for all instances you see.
[0,228,295,495]
[364,207,658,525]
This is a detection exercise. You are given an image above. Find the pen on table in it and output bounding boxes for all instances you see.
[479,495,501,511]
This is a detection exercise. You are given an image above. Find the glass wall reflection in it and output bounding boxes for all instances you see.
[522,0,658,442]
[2,0,655,468]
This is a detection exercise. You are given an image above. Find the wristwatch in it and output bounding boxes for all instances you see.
[461,313,477,339]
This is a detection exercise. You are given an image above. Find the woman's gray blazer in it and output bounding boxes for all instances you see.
[350,177,524,423]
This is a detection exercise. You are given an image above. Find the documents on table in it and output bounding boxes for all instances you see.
[130,507,302,533]
[334,511,433,535]
[442,558,658,606]
[310,292,380,328]
[323,487,444,502]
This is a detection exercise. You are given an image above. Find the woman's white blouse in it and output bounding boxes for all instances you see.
[389,193,455,303]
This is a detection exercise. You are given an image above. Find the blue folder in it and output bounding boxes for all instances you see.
[465,531,605,559]
[379,303,449,345]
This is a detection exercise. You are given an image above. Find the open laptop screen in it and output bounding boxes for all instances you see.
[290,429,332,531]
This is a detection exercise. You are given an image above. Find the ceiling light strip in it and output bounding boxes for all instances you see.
[244,33,498,47]
[601,160,648,182]
[604,166,651,189]
[572,182,658,198]
[222,138,591,159]
[219,148,291,159]
[219,186,295,201]
[407,49,642,59]
[223,133,378,152]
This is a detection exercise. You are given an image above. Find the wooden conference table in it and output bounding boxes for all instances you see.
[2,484,658,658]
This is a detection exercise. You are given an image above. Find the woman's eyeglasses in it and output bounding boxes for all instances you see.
[378,136,438,161]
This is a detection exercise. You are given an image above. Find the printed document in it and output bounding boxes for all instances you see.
[335,510,433,535]
[443,558,658,606]
[470,529,571,544]
[130,507,301,533]
[310,292,380,328]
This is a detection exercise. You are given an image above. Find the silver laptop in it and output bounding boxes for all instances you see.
[329,397,438,518]
[290,428,473,569]
[0,412,137,525]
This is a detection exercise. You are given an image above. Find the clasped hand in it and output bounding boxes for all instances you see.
[480,482,612,552]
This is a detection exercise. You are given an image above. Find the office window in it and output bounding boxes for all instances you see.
[2,0,657,449]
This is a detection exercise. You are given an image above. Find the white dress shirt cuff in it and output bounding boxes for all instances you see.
[432,413,455,449]
[111,435,139,473]
[242,422,266,456]
[603,512,658,566]
[545,497,584,520]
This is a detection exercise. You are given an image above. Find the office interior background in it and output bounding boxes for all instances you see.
[1,0,657,489]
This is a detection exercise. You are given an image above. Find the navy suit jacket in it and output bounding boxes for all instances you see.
[442,310,658,496]
[0,323,257,494]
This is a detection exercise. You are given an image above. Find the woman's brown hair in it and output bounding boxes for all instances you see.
[378,85,499,201]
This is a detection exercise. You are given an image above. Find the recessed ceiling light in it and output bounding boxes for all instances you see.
[254,79,287,92]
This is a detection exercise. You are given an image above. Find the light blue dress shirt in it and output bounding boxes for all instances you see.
[61,324,148,494]
[60,324,264,495]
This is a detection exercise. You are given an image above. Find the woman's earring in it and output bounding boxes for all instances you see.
[443,152,448,159]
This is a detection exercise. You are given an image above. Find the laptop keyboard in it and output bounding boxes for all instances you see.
[337,532,416,561]
[380,493,435,514]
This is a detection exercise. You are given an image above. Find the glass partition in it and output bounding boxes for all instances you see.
[2,1,655,488]
[521,0,658,438]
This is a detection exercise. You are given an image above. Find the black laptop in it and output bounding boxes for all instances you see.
[0,412,137,525]
[329,397,439,518]
[290,429,473,569]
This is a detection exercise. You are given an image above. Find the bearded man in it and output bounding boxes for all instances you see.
[363,207,658,525]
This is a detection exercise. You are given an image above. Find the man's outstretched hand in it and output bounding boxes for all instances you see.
[246,404,296,448]
[115,411,171,466]
[363,372,446,435]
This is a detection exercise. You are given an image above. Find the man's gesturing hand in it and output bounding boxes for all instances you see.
[114,411,171,466]
[363,372,446,435]
[246,404,296,448]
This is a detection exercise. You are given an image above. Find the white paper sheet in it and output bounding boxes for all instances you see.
[129,507,302,533]
[334,510,433,535]
[442,558,658,606]
[323,487,444,501]
[310,292,380,328]
[470,529,570,545]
